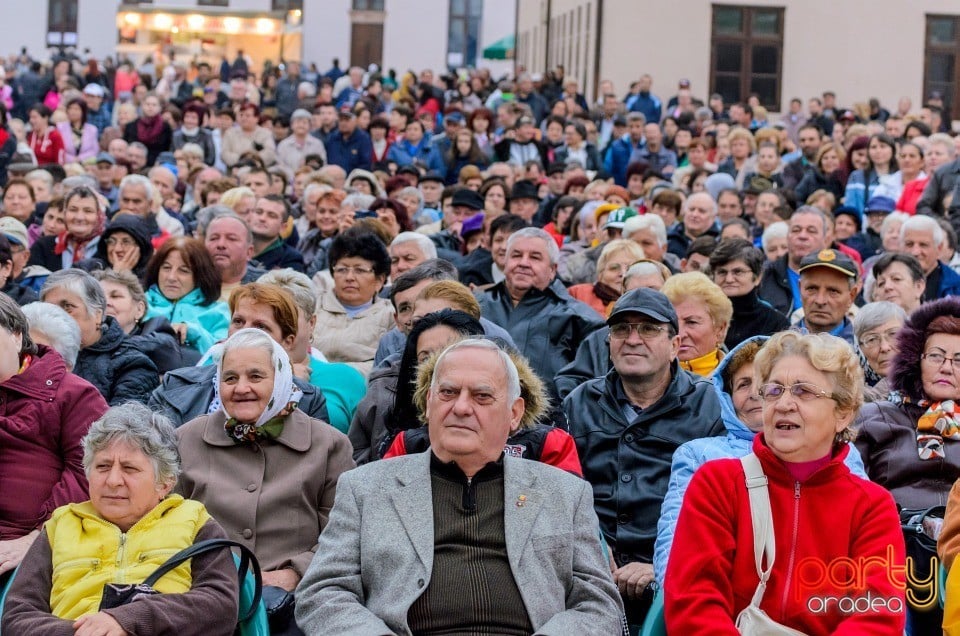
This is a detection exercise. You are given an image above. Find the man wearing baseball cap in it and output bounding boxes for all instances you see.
[794,248,860,344]
[324,107,373,174]
[83,84,112,135]
[563,287,723,625]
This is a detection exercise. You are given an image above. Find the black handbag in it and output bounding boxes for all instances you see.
[899,505,945,618]
[98,537,262,625]
[261,585,296,632]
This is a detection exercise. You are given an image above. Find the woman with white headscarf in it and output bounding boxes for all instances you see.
[174,328,354,632]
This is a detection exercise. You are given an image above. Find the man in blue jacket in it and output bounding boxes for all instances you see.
[625,74,661,125]
[604,112,645,187]
[325,109,373,173]
[901,214,960,302]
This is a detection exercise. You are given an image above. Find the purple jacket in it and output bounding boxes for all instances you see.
[55,121,99,163]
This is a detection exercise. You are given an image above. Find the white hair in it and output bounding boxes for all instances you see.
[685,192,717,215]
[25,169,53,188]
[297,81,317,98]
[852,301,907,341]
[431,337,521,403]
[900,214,946,247]
[342,193,375,210]
[21,302,81,370]
[880,211,909,238]
[119,173,154,201]
[928,133,957,160]
[623,213,667,247]
[257,268,317,317]
[391,232,437,260]
[505,227,560,265]
[761,221,788,252]
[181,143,204,160]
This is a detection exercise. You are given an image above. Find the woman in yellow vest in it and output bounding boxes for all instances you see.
[2,402,238,635]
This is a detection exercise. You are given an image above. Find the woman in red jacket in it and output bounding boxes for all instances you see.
[664,331,906,635]
[0,294,108,576]
[27,104,64,165]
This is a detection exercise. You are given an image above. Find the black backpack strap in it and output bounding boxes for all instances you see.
[142,538,263,622]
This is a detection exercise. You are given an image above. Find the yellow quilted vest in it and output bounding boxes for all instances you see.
[45,494,211,620]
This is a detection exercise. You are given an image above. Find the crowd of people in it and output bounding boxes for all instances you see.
[3,46,960,634]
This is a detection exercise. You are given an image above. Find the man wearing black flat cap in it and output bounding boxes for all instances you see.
[563,287,722,628]
[509,179,541,222]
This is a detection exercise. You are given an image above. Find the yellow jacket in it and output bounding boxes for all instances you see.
[45,495,210,620]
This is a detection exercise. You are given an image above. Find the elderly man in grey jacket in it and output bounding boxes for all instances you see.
[295,338,624,635]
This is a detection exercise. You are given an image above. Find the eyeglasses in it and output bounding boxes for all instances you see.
[859,329,900,351]
[609,322,668,340]
[758,382,836,402]
[921,351,960,369]
[713,267,753,280]
[105,237,137,248]
[332,266,376,278]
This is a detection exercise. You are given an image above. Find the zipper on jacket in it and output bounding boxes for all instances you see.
[779,482,801,618]
[116,532,127,582]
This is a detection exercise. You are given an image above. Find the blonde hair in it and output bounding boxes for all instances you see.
[416,280,481,319]
[597,239,647,275]
[413,341,549,430]
[753,331,863,442]
[754,127,780,153]
[727,128,757,154]
[219,187,257,211]
[661,271,733,331]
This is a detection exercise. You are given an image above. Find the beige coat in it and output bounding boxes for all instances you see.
[220,125,277,167]
[174,409,355,577]
[312,286,395,378]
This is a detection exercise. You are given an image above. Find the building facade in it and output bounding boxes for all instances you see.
[4,1,515,77]
[516,0,960,120]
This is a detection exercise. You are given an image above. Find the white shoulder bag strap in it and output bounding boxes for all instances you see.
[741,453,776,607]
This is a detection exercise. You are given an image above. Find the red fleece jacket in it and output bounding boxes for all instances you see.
[665,435,907,635]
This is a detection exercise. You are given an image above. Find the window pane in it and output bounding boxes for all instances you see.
[450,0,465,18]
[469,0,482,17]
[928,17,956,44]
[713,7,742,34]
[751,10,779,35]
[715,43,742,73]
[448,17,465,54]
[750,76,778,106]
[714,75,740,104]
[752,45,778,74]
[928,53,956,83]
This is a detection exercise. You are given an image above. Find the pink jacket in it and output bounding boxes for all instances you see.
[56,121,100,163]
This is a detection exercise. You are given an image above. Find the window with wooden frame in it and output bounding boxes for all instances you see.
[710,5,784,111]
[925,14,959,121]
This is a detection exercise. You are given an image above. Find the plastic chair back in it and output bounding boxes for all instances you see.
[638,587,666,636]
[234,553,270,636]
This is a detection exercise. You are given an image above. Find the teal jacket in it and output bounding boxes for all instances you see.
[144,286,230,353]
[308,354,367,434]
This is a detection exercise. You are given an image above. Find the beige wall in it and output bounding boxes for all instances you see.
[519,0,960,113]
[517,0,599,95]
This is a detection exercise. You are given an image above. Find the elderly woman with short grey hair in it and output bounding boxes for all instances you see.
[853,301,907,402]
[3,403,239,635]
[21,302,81,371]
[40,268,159,405]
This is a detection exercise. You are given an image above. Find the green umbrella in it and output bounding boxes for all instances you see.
[482,34,515,60]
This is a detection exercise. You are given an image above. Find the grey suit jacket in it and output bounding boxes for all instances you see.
[294,452,624,635]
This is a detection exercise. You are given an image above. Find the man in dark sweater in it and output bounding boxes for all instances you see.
[248,195,305,272]
[295,339,624,634]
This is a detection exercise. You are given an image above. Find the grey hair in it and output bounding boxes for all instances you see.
[257,268,317,317]
[398,186,423,207]
[148,165,176,183]
[41,268,107,316]
[505,227,560,265]
[853,301,907,340]
[622,213,667,247]
[120,173,155,201]
[761,221,789,252]
[25,169,54,188]
[128,141,149,155]
[61,174,97,191]
[82,403,181,488]
[626,112,646,125]
[220,327,277,363]
[181,143,204,159]
[901,214,946,247]
[21,302,81,370]
[623,260,667,287]
[302,183,332,202]
[685,192,717,215]
[391,232,437,260]
[196,205,246,238]
[342,193,375,210]
[297,81,317,98]
[431,337,522,403]
[791,205,829,236]
[880,211,910,238]
[928,133,957,160]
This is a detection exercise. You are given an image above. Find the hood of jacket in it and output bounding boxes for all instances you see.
[85,315,127,354]
[710,335,769,442]
[100,213,154,271]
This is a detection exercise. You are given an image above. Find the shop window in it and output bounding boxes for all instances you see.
[925,15,959,121]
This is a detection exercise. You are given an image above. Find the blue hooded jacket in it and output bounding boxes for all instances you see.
[652,336,868,584]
